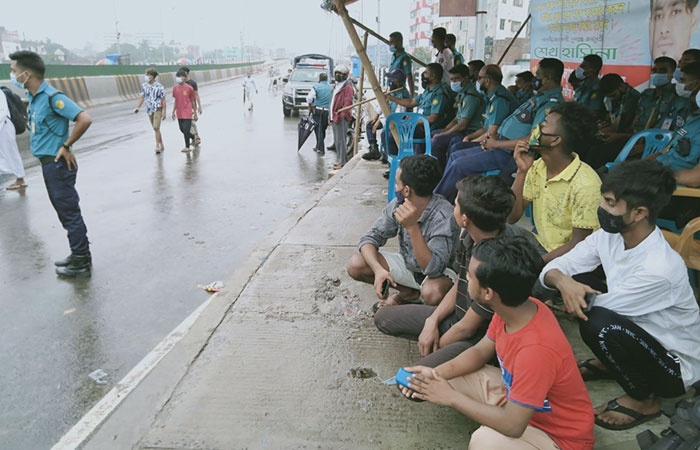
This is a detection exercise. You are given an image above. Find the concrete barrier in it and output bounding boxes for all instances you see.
[83,76,121,106]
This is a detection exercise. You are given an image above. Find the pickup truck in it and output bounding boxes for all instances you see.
[282,54,333,117]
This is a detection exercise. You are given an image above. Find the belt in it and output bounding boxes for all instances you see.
[39,156,56,165]
[315,107,329,111]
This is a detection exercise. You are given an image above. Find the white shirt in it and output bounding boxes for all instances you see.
[432,48,454,83]
[541,227,700,389]
[243,78,257,91]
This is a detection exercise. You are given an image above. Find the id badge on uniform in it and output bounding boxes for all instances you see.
[31,121,36,134]
[417,108,424,114]
[661,118,673,130]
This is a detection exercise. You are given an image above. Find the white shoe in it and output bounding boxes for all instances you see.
[181,147,191,152]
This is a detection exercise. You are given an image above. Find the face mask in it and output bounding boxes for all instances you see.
[695,91,700,110]
[676,82,692,98]
[603,96,613,112]
[335,74,344,82]
[476,80,487,93]
[450,81,462,92]
[395,188,405,205]
[597,206,629,234]
[674,67,682,83]
[574,66,586,80]
[650,73,671,87]
[528,123,558,149]
[389,45,397,53]
[10,72,25,89]
[175,77,183,84]
[421,77,429,89]
[532,77,543,91]
[144,75,151,83]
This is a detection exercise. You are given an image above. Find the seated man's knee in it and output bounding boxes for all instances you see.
[421,279,451,306]
[346,253,367,280]
[579,306,614,342]
[468,426,511,449]
[373,307,393,334]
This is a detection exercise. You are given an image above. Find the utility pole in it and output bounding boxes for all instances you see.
[375,0,381,69]
[474,0,487,60]
[113,0,121,55]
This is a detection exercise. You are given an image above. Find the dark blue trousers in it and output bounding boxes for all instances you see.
[431,130,467,170]
[42,159,90,255]
[434,147,513,203]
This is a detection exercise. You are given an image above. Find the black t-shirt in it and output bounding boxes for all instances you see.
[185,79,198,91]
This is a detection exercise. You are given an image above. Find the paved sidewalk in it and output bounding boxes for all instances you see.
[73,155,667,450]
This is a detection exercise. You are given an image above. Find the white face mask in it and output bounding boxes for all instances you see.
[676,82,692,98]
[144,75,151,83]
[175,77,183,84]
[696,92,700,110]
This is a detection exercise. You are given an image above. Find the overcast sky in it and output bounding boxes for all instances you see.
[4,0,409,58]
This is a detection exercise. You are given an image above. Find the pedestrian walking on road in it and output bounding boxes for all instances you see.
[305,72,333,155]
[134,68,167,153]
[243,74,258,111]
[172,69,197,152]
[330,65,354,170]
[0,88,27,190]
[10,50,93,278]
[180,66,203,146]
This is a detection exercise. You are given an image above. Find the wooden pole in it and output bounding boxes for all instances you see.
[353,32,369,157]
[349,17,428,68]
[334,0,398,144]
[338,87,403,113]
[497,14,531,66]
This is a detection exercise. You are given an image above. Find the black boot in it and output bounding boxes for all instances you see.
[362,143,381,160]
[54,253,92,267]
[56,253,92,278]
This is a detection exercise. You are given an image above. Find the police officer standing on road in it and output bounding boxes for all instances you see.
[306,72,333,155]
[388,31,415,97]
[9,51,93,278]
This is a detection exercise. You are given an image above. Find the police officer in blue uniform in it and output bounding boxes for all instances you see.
[306,72,333,155]
[434,58,566,202]
[573,54,605,119]
[634,57,691,133]
[388,31,415,97]
[10,51,93,277]
[446,33,465,66]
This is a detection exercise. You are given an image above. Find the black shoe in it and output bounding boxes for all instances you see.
[362,143,381,161]
[55,253,92,267]
[383,170,390,179]
[327,144,336,151]
[56,253,92,278]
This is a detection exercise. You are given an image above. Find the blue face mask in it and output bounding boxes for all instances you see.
[450,81,462,92]
[650,73,671,87]
[395,188,405,204]
[674,67,682,83]
[389,45,397,53]
[10,72,25,89]
[574,66,585,80]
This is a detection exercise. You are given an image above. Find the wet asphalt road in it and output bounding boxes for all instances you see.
[0,73,339,449]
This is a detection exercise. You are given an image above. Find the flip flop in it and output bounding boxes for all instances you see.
[595,399,662,430]
[578,358,615,381]
[5,183,28,190]
[397,383,424,402]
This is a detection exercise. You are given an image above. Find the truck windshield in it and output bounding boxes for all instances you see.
[290,69,324,83]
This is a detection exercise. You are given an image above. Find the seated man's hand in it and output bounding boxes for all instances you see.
[481,134,496,150]
[418,319,440,356]
[372,120,381,134]
[558,276,599,321]
[373,269,395,300]
[402,366,454,405]
[394,199,420,229]
[514,140,535,172]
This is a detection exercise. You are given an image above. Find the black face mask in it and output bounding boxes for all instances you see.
[421,77,430,89]
[532,78,543,91]
[597,206,628,234]
[335,74,344,82]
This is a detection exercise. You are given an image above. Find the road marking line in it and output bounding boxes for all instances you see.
[51,294,217,450]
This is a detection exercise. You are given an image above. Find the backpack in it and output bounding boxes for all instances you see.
[1,86,28,134]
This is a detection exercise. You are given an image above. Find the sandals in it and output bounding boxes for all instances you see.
[578,358,615,381]
[595,399,662,430]
[5,182,27,190]
[332,163,344,170]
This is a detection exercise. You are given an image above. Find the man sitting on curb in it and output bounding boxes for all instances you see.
[400,235,594,450]
[347,155,459,309]
[374,175,543,368]
[541,159,700,431]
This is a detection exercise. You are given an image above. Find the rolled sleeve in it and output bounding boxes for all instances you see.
[422,210,458,277]
[539,231,602,287]
[358,203,399,251]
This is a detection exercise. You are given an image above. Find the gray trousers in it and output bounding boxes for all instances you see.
[332,120,349,166]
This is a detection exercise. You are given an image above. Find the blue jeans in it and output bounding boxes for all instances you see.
[431,130,467,170]
[42,158,90,255]
[434,148,513,203]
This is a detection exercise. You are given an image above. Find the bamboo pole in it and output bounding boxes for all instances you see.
[349,18,428,68]
[338,87,403,113]
[496,14,531,66]
[333,0,398,144]
[352,32,369,157]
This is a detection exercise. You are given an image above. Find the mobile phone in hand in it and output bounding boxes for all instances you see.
[584,293,597,312]
[381,279,390,299]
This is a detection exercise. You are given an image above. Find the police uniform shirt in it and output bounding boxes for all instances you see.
[311,81,333,108]
[483,84,520,129]
[453,49,465,66]
[608,83,641,133]
[656,112,700,171]
[497,87,564,140]
[634,83,687,132]
[456,81,485,133]
[27,81,83,158]
[389,87,411,113]
[574,77,604,112]
[515,88,535,105]
[389,50,412,79]
[414,84,447,129]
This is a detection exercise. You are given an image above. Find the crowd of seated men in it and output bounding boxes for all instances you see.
[351,27,700,448]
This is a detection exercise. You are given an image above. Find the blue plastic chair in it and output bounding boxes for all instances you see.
[384,113,433,202]
[604,128,673,171]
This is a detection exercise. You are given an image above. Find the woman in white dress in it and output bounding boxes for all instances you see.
[0,91,26,190]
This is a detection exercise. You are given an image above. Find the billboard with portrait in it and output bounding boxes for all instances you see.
[530,0,700,96]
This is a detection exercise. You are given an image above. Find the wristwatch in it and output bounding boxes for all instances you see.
[62,143,72,150]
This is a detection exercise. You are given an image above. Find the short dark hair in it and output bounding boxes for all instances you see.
[471,235,544,307]
[425,62,443,82]
[446,33,456,46]
[432,27,447,40]
[683,48,700,63]
[682,61,700,78]
[516,71,534,83]
[146,68,158,78]
[583,54,603,72]
[550,102,597,156]
[179,66,191,74]
[399,154,442,197]
[467,59,486,73]
[176,69,187,78]
[319,72,328,81]
[389,31,403,43]
[9,50,45,78]
[599,73,625,95]
[456,175,515,232]
[650,0,698,12]
[539,58,565,83]
[483,64,503,84]
[654,56,677,71]
[448,63,469,78]
[601,159,676,222]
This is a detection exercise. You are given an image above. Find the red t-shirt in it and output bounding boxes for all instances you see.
[486,298,594,450]
[172,83,195,119]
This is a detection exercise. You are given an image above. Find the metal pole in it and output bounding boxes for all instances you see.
[349,18,427,67]
[474,0,488,60]
[497,14,531,65]
[353,32,369,157]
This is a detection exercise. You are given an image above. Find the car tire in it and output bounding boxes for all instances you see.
[283,104,291,117]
